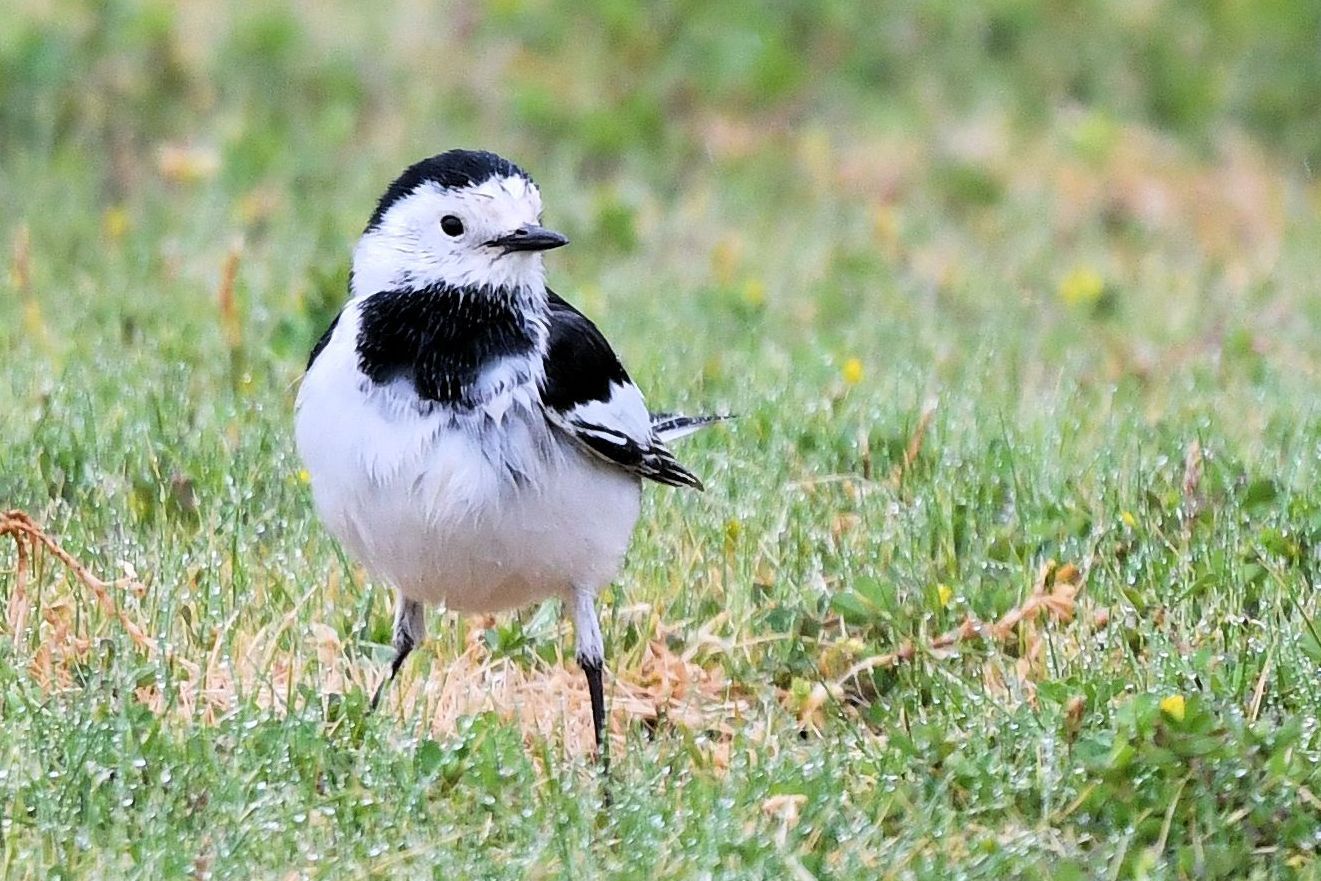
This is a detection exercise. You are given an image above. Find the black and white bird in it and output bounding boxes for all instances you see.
[295,149,722,752]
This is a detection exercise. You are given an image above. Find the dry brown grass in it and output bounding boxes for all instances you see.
[2,509,748,757]
[5,509,1092,759]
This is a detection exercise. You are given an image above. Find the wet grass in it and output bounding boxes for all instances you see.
[5,3,1321,878]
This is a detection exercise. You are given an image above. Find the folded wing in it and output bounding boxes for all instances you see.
[540,291,706,490]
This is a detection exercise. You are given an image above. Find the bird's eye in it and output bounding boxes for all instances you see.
[440,215,464,237]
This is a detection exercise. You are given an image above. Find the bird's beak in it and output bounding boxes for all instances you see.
[487,224,570,253]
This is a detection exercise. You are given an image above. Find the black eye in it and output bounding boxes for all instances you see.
[440,215,464,237]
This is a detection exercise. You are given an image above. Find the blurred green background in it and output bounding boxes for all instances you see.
[5,1,1321,878]
[4,0,1321,386]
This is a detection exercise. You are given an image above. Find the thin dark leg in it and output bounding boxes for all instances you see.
[570,588,609,768]
[371,596,424,711]
[580,655,607,766]
[370,635,415,710]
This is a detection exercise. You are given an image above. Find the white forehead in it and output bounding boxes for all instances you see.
[382,174,542,233]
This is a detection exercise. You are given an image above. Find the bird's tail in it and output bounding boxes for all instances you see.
[650,412,732,444]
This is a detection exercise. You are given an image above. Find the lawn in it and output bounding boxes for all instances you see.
[4,2,1321,878]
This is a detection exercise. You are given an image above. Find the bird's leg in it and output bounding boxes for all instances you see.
[371,594,425,711]
[571,587,608,766]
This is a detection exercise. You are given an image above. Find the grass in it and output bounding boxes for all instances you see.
[5,2,1321,878]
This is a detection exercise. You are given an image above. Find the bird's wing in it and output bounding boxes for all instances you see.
[540,290,704,490]
[306,311,342,370]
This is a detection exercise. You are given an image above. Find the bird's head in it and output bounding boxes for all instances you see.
[350,149,568,298]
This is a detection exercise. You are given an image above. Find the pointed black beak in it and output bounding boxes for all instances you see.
[487,224,569,253]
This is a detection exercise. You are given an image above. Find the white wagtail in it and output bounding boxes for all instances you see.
[295,149,722,752]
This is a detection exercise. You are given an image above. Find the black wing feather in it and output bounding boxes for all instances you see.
[542,290,704,490]
[541,291,630,412]
[307,311,342,370]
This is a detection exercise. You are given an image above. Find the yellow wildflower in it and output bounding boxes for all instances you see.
[103,206,130,241]
[1159,694,1186,722]
[841,357,864,386]
[742,278,765,308]
[1059,267,1104,306]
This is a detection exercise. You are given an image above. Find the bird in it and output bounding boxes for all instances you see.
[294,149,723,755]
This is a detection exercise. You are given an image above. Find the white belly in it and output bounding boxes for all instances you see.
[295,319,642,612]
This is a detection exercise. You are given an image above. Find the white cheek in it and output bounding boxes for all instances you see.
[350,176,549,296]
[448,249,545,290]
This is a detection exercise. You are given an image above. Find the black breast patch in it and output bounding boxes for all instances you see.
[355,285,537,407]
